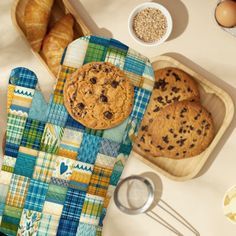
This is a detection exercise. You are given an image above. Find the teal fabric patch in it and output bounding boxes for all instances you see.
[110,160,124,186]
[28,90,49,122]
[2,215,20,225]
[102,117,129,143]
[45,184,67,205]
[14,152,37,178]
[76,222,97,236]
[78,134,101,164]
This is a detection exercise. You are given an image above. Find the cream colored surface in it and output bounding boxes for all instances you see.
[0,0,236,235]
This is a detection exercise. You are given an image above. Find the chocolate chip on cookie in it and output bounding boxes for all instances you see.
[104,111,113,119]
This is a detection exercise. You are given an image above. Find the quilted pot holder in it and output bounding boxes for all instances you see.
[0,36,154,236]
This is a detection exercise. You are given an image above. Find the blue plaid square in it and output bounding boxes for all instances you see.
[57,218,79,236]
[65,114,85,132]
[24,179,48,212]
[21,118,45,150]
[47,99,68,127]
[122,116,141,147]
[123,49,146,76]
[9,67,38,89]
[131,87,151,119]
[143,64,155,80]
[78,134,102,164]
[99,139,120,157]
[109,38,129,51]
[5,142,19,158]
[89,35,110,47]
[61,188,86,221]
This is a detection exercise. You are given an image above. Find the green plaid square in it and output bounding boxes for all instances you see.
[33,152,56,183]
[21,118,46,150]
[80,194,104,226]
[84,43,107,64]
[6,113,27,145]
[105,47,126,69]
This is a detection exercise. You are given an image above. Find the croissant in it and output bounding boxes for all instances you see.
[24,0,54,52]
[41,14,74,77]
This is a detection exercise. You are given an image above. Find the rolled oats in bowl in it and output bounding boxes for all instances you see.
[128,2,172,46]
[133,8,167,43]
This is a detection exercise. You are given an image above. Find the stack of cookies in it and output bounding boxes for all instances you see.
[134,67,214,159]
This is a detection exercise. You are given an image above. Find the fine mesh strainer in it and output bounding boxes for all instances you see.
[114,175,154,215]
[113,175,200,236]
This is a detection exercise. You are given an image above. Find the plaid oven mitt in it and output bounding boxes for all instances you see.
[0,36,154,236]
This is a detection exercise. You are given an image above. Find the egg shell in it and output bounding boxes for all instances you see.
[215,0,236,28]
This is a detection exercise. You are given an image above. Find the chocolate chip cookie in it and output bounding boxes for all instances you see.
[135,101,214,159]
[135,67,200,156]
[63,62,134,129]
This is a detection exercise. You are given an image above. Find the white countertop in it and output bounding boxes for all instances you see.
[1,0,236,235]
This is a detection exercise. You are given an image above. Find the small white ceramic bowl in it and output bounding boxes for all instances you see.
[128,2,173,46]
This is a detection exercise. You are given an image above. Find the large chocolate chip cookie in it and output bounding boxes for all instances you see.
[63,62,134,129]
[135,101,214,159]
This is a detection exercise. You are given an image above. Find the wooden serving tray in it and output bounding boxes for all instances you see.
[133,55,234,181]
[11,0,91,79]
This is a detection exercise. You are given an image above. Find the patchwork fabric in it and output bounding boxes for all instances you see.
[21,118,45,150]
[4,142,19,158]
[0,205,23,235]
[6,113,27,145]
[131,87,152,119]
[80,194,104,226]
[70,161,93,191]
[0,36,154,235]
[40,123,64,154]
[58,128,83,159]
[57,218,80,236]
[6,174,29,208]
[10,86,34,115]
[46,184,68,205]
[76,223,97,236]
[47,96,68,127]
[51,156,75,183]
[37,213,60,236]
[99,139,120,157]
[17,209,41,236]
[95,153,116,169]
[32,152,56,183]
[9,67,38,89]
[65,114,85,132]
[78,134,101,164]
[88,166,113,197]
[61,188,86,221]
[2,156,16,173]
[24,180,48,212]
[14,147,38,178]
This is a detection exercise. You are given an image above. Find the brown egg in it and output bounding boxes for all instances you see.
[215,0,236,28]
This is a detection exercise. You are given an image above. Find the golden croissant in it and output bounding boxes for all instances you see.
[24,0,54,52]
[42,14,74,77]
